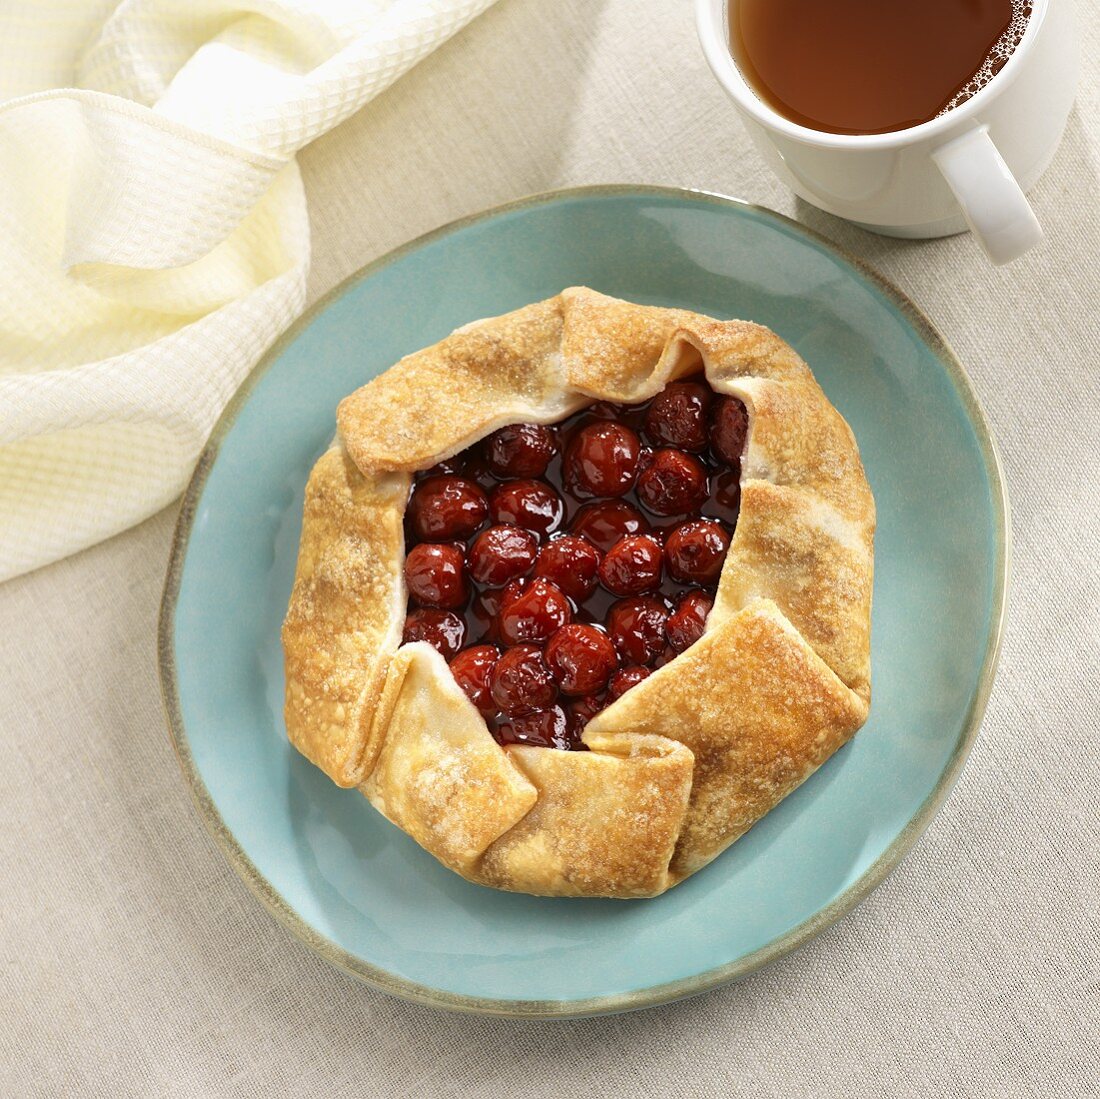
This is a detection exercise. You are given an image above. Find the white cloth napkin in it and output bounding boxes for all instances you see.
[0,0,499,583]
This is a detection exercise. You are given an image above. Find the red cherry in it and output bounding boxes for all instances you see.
[666,591,713,652]
[449,645,500,715]
[544,624,618,695]
[711,396,749,466]
[635,449,708,516]
[606,596,669,665]
[607,665,651,700]
[707,469,742,525]
[534,536,601,601]
[564,422,641,497]
[664,520,731,584]
[644,381,711,451]
[403,609,466,661]
[496,705,575,750]
[467,525,538,586]
[500,576,527,607]
[489,479,564,537]
[567,694,605,734]
[483,423,556,479]
[407,476,488,541]
[404,543,467,608]
[490,644,558,716]
[570,501,649,553]
[598,534,663,596]
[497,578,572,646]
[469,588,504,643]
[461,456,499,491]
[653,647,678,670]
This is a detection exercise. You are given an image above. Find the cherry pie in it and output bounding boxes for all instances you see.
[282,289,875,898]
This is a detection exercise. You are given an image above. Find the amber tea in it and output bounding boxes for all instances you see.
[729,0,1032,135]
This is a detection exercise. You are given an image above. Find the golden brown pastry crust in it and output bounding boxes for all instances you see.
[585,598,867,879]
[283,288,876,898]
[282,445,409,787]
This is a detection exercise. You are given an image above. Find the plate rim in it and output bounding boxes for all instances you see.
[157,183,1010,1018]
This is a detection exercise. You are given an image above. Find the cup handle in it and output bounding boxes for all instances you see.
[932,125,1043,265]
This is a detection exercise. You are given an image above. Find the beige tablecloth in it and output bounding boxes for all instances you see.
[3,1,1098,1094]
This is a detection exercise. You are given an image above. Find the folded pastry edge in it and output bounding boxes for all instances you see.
[283,288,876,897]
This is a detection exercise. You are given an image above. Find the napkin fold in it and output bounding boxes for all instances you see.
[0,0,499,582]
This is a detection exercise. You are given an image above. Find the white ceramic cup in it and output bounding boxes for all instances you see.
[697,0,1078,264]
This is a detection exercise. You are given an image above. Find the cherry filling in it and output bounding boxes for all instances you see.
[401,379,748,750]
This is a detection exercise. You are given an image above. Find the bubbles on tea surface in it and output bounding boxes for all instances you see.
[939,1,1032,115]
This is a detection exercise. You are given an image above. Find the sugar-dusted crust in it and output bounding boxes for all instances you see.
[361,644,538,872]
[477,732,694,897]
[338,298,583,473]
[283,288,876,898]
[281,445,410,787]
[584,598,867,878]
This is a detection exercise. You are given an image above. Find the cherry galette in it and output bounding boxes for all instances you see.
[283,288,875,899]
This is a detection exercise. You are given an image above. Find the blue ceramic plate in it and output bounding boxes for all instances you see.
[160,186,1008,1017]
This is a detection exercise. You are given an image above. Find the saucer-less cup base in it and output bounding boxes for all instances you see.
[698,0,1077,262]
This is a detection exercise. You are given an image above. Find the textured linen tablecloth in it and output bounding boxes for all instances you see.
[2,1,1098,1094]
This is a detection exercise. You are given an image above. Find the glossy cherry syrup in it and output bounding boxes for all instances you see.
[401,376,748,749]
